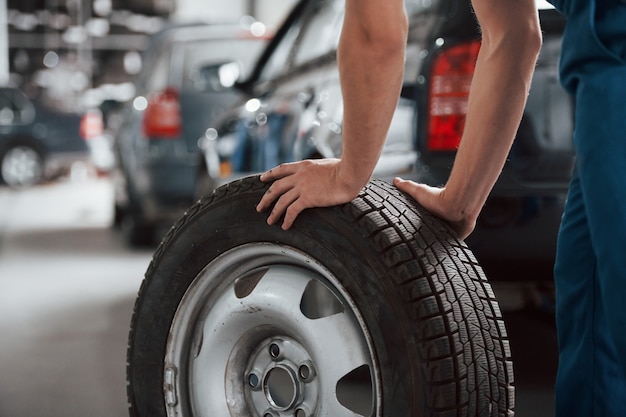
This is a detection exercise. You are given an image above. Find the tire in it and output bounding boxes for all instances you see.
[119,184,156,247]
[120,212,156,247]
[0,144,44,188]
[126,176,514,417]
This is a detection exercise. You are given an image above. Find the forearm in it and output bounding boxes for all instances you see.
[444,0,542,223]
[256,0,408,230]
[336,0,408,193]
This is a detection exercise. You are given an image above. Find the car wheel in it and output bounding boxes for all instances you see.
[126,176,514,417]
[117,182,156,247]
[0,144,44,188]
[120,211,156,247]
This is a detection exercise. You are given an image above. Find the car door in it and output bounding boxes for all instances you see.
[211,0,345,180]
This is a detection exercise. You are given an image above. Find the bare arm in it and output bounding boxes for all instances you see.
[256,0,408,229]
[395,0,542,239]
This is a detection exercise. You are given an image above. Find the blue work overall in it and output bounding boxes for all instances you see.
[549,0,626,415]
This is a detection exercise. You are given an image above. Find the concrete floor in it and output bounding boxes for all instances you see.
[0,176,152,417]
[0,176,557,417]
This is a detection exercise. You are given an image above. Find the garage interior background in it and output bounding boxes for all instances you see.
[2,0,297,112]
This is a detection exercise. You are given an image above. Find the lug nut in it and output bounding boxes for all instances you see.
[248,372,260,389]
[297,361,315,382]
[298,365,310,380]
[269,343,280,359]
[296,408,307,417]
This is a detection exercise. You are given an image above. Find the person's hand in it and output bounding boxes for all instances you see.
[393,177,476,239]
[257,159,363,230]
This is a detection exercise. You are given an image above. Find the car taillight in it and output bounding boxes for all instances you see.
[142,88,182,139]
[427,40,480,151]
[80,110,104,140]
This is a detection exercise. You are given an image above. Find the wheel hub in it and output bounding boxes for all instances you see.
[246,338,318,417]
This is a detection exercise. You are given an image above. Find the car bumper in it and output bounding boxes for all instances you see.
[44,151,92,179]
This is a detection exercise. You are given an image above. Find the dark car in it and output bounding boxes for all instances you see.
[111,21,270,245]
[204,0,574,282]
[0,87,98,188]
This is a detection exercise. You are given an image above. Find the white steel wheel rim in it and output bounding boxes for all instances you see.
[1,146,42,187]
[164,243,381,417]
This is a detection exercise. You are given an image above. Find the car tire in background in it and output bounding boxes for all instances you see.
[118,194,157,247]
[0,143,44,188]
[126,176,514,417]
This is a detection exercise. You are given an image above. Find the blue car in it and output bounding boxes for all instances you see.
[0,87,95,188]
[110,21,270,245]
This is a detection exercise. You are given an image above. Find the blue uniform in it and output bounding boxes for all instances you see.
[549,0,626,415]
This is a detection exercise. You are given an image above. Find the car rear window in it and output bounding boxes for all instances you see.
[0,88,33,125]
[180,37,267,90]
[291,0,345,66]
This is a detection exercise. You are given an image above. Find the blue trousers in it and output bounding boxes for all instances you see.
[554,66,626,416]
[552,1,626,413]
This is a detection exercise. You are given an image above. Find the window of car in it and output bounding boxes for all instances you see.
[0,88,34,126]
[182,37,267,91]
[257,17,303,82]
[257,0,344,83]
[291,0,345,67]
[142,46,170,94]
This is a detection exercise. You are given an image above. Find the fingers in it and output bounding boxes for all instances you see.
[257,175,291,213]
[393,177,429,201]
[394,177,446,215]
[257,160,336,230]
[256,182,280,214]
[267,188,300,229]
[393,176,411,190]
[256,176,303,229]
[259,162,295,182]
[279,197,306,230]
[258,187,305,230]
[257,161,313,228]
[394,177,473,239]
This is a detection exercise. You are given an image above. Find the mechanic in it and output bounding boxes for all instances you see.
[256,0,626,415]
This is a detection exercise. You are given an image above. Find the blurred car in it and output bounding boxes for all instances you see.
[111,21,271,246]
[0,86,99,188]
[204,0,574,281]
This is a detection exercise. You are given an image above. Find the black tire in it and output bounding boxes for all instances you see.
[119,185,156,247]
[120,212,156,247]
[126,176,514,417]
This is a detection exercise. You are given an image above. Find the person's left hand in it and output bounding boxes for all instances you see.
[256,159,363,230]
[393,177,476,239]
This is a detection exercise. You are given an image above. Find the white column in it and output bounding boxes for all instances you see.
[0,0,9,86]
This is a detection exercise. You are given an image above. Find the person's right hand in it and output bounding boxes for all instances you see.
[257,159,364,230]
[393,177,477,239]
